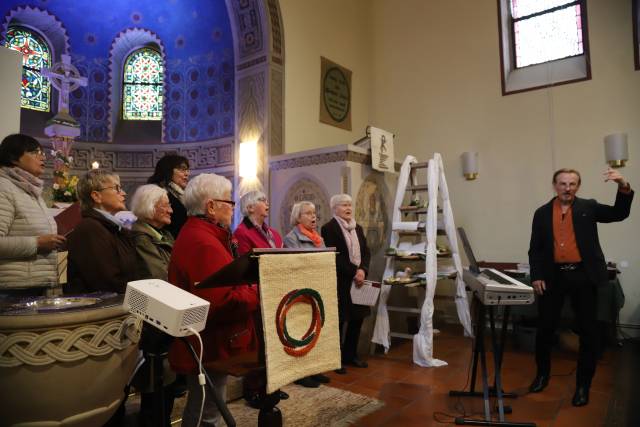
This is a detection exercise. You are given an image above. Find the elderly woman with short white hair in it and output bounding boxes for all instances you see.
[130,184,174,282]
[168,173,259,427]
[129,183,176,426]
[283,201,325,249]
[282,201,331,388]
[233,190,283,255]
[321,193,371,373]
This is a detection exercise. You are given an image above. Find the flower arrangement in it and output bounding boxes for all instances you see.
[51,150,79,203]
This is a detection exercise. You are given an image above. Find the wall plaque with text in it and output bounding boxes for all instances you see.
[319,57,352,131]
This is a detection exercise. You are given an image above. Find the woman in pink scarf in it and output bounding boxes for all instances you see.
[321,194,371,374]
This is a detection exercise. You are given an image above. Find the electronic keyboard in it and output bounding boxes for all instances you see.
[463,268,534,306]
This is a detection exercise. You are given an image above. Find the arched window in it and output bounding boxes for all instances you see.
[122,48,163,120]
[4,26,52,112]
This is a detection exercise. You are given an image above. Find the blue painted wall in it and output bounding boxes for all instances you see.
[1,0,234,143]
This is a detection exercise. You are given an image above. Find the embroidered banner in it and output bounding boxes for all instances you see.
[258,252,341,393]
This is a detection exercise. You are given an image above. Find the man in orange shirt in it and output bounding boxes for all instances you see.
[528,168,633,407]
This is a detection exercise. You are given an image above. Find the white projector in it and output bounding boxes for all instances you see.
[124,279,210,337]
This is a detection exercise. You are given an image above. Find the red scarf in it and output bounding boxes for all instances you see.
[297,224,323,247]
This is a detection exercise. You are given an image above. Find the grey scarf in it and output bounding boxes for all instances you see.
[0,166,43,198]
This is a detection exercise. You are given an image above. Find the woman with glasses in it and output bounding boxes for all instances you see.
[65,169,137,294]
[233,190,283,254]
[282,201,331,387]
[168,173,259,427]
[233,190,291,405]
[0,134,65,296]
[148,154,190,238]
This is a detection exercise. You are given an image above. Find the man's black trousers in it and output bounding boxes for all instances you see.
[535,265,599,388]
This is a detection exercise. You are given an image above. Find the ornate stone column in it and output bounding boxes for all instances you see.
[225,0,284,201]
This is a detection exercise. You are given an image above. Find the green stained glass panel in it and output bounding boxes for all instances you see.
[4,27,51,112]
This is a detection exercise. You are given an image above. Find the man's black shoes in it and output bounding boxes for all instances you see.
[572,386,589,407]
[528,375,549,393]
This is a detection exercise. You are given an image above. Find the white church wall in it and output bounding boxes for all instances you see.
[368,0,640,333]
[0,47,21,137]
[279,0,373,153]
[279,0,640,334]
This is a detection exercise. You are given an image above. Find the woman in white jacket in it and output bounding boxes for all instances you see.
[0,134,66,296]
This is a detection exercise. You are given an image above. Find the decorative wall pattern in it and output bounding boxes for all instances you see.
[42,139,233,171]
[165,55,235,143]
[270,68,283,155]
[1,1,234,144]
[238,72,266,141]
[229,0,264,60]
[267,0,283,59]
[70,59,110,141]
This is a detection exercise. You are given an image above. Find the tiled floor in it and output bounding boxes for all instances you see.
[326,326,618,427]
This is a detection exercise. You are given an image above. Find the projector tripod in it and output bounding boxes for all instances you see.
[137,326,175,427]
[449,300,536,427]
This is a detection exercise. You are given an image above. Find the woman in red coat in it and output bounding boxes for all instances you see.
[168,173,259,427]
[232,190,291,404]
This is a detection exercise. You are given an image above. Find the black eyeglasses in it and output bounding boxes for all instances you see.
[97,184,124,193]
[213,198,236,207]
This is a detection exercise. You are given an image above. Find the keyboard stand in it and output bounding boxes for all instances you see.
[449,298,536,427]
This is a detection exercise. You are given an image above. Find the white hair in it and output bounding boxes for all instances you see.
[130,184,168,221]
[184,173,232,216]
[330,193,353,212]
[240,190,267,217]
[290,201,315,226]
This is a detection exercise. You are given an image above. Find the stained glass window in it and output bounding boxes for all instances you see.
[122,48,163,120]
[4,26,51,112]
[511,0,584,68]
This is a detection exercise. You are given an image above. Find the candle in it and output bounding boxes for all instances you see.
[91,161,100,169]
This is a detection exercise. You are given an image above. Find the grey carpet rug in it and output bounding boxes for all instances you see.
[170,383,384,426]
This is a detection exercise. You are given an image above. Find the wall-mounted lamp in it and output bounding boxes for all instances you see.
[604,133,628,168]
[239,140,258,178]
[91,161,100,169]
[461,152,479,180]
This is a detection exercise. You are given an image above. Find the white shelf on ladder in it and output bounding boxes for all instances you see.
[371,154,473,367]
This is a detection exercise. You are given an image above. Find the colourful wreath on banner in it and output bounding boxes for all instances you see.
[275,288,325,357]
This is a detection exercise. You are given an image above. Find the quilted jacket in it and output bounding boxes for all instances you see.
[0,173,58,290]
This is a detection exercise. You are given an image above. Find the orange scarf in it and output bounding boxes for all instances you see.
[297,224,323,247]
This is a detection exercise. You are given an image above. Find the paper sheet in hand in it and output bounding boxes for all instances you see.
[350,280,381,306]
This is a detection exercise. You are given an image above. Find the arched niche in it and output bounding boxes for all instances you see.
[108,28,166,143]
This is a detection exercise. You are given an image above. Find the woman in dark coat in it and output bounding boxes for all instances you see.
[321,193,371,372]
[66,169,137,294]
[147,154,190,239]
